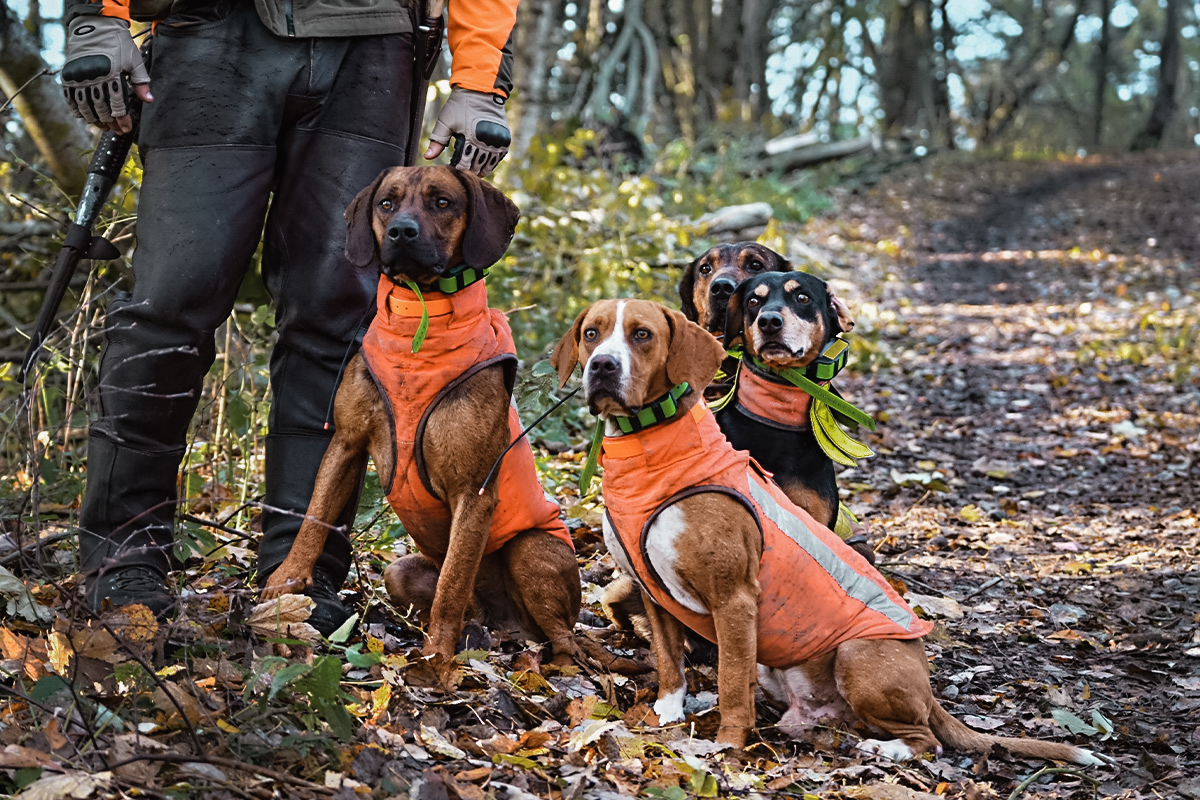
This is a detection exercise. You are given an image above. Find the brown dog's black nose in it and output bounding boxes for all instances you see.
[387,215,420,242]
[710,278,737,299]
[758,311,783,333]
[588,355,619,375]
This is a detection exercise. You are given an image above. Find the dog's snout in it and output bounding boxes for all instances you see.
[588,355,620,375]
[757,311,784,333]
[387,215,421,242]
[709,278,737,299]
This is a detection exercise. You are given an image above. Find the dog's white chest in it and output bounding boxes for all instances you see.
[642,505,709,615]
[604,505,709,616]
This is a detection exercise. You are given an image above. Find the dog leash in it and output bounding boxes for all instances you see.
[322,304,375,431]
[477,385,582,495]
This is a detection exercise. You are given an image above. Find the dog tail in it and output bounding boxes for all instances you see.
[928,701,1102,766]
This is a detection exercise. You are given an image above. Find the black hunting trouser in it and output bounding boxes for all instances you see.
[79,1,421,589]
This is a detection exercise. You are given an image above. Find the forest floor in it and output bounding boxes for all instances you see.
[0,150,1197,800]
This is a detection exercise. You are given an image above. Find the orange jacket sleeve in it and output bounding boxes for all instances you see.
[447,0,519,98]
[65,0,130,22]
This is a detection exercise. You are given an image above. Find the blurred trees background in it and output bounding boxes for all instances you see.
[2,0,1199,481]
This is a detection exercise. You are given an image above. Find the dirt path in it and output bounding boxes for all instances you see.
[804,151,1200,798]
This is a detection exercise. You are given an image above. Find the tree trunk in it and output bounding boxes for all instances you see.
[1,2,92,198]
[1131,0,1182,151]
[881,0,935,138]
[1092,0,1110,148]
[511,0,559,159]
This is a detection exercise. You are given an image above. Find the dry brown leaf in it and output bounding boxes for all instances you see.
[107,734,170,785]
[18,770,111,800]
[0,744,55,769]
[478,733,520,756]
[844,782,940,800]
[248,595,321,643]
[42,719,67,751]
[151,681,205,726]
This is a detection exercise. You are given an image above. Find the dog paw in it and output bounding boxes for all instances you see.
[856,738,915,761]
[260,574,309,599]
[653,686,687,725]
[1073,748,1105,767]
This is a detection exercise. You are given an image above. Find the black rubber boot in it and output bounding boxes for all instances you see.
[78,434,184,617]
[257,433,362,637]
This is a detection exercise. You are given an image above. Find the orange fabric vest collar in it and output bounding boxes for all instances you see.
[360,278,573,564]
[733,361,815,430]
[600,403,929,667]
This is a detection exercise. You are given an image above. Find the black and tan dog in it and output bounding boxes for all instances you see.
[678,242,792,334]
[717,271,861,540]
[262,166,580,672]
[552,299,1100,765]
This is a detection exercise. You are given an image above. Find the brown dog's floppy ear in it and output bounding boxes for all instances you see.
[678,256,701,322]
[827,284,855,333]
[453,169,521,269]
[344,168,391,268]
[550,308,588,388]
[664,306,727,392]
[722,280,748,349]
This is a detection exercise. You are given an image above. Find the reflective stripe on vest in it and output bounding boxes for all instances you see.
[600,402,929,666]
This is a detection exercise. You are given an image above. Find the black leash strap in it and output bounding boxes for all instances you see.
[478,385,581,495]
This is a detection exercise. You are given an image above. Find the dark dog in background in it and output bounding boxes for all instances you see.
[679,242,792,336]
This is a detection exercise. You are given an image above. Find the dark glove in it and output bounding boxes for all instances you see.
[429,88,511,177]
[61,16,149,127]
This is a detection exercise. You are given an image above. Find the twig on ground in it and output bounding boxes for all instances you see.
[1006,766,1101,800]
[101,752,336,795]
[0,531,72,566]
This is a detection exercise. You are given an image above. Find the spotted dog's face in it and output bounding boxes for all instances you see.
[550,299,726,418]
[679,243,792,334]
[723,272,855,370]
[343,165,520,285]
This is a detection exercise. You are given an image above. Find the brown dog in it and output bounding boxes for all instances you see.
[678,242,792,334]
[261,166,580,670]
[551,299,1099,765]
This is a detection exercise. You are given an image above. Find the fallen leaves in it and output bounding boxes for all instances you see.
[247,594,320,643]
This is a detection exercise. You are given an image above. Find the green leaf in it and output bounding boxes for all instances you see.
[328,612,359,644]
[268,662,313,701]
[314,698,355,742]
[493,753,539,770]
[13,768,42,789]
[30,675,71,702]
[345,643,383,668]
[1051,707,1099,736]
[1090,708,1114,739]
[302,656,345,703]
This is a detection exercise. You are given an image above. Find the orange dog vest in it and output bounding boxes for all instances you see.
[359,279,573,564]
[601,402,929,667]
[733,362,814,429]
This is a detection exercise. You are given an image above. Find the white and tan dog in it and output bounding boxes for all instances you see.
[551,298,1099,765]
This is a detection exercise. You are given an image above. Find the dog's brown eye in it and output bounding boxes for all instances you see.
[583,328,598,341]
[796,293,811,304]
[633,329,651,341]
[435,197,450,209]
[698,264,712,275]
[379,199,393,211]
[747,297,761,308]
[748,260,764,271]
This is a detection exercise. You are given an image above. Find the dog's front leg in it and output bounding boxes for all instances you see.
[424,489,498,659]
[261,431,368,598]
[641,590,689,725]
[711,586,759,747]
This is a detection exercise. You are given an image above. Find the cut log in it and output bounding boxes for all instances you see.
[694,202,773,236]
[764,135,878,171]
[763,131,821,156]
